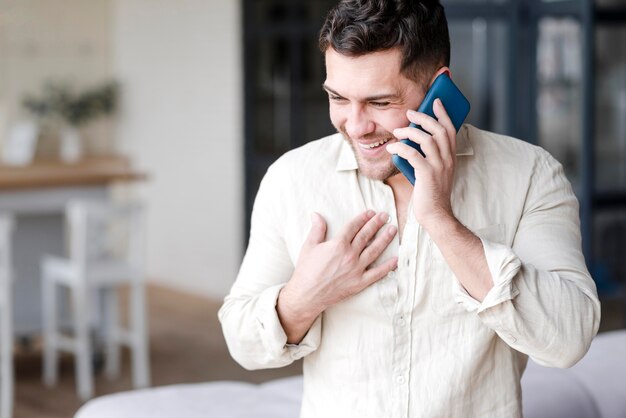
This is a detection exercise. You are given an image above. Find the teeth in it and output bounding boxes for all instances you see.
[360,138,390,149]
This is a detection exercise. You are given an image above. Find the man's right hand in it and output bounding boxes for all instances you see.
[276,210,398,344]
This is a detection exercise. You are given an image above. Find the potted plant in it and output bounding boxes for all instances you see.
[22,81,119,162]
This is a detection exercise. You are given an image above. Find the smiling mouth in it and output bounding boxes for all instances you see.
[358,138,392,150]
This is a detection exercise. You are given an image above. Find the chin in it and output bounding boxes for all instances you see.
[357,159,399,181]
[340,130,399,181]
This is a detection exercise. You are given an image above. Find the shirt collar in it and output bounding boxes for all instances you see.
[336,138,359,171]
[455,124,474,156]
[335,124,474,172]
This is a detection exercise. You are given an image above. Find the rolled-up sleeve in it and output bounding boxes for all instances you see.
[455,151,601,368]
[218,164,321,370]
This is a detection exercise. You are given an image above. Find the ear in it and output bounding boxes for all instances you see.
[427,66,452,88]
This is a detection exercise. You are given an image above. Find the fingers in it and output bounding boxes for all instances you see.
[391,105,456,166]
[305,212,327,247]
[359,223,397,267]
[432,99,457,157]
[386,140,429,171]
[414,101,451,160]
[337,210,376,243]
[351,212,390,253]
[362,256,398,286]
[392,124,442,168]
[307,210,397,288]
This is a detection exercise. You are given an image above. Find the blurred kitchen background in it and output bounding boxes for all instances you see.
[0,0,625,417]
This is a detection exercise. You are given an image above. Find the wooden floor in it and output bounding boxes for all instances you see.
[12,284,624,418]
[13,285,302,418]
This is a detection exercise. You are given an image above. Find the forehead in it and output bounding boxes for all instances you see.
[324,48,414,97]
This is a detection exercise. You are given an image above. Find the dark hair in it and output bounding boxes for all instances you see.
[319,0,450,84]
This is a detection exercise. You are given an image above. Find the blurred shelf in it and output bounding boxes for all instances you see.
[0,155,147,191]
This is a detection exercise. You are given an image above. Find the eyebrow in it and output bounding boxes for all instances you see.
[322,84,401,101]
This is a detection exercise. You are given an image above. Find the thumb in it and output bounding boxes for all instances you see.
[306,212,327,247]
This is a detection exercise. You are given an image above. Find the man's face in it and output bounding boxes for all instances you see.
[324,48,426,181]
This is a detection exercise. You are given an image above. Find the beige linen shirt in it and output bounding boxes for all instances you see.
[219,124,601,418]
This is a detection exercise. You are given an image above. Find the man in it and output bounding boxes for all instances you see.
[219,0,600,416]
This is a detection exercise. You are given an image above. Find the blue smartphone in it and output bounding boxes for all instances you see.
[391,73,470,185]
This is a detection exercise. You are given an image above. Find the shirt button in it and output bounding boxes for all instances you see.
[396,375,405,385]
[398,318,406,326]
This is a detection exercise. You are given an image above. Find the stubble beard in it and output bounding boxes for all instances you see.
[339,128,400,181]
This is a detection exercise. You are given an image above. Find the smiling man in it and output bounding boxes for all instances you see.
[219,1,600,417]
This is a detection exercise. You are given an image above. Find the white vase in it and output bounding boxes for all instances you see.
[60,126,82,163]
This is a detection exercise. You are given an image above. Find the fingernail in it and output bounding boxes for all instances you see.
[366,209,375,218]
[387,225,397,235]
[407,109,417,117]
[379,212,389,222]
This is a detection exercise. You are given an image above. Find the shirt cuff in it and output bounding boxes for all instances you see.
[453,237,521,313]
[256,283,322,361]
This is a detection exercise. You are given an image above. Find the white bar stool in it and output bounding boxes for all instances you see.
[41,200,150,401]
[0,213,14,418]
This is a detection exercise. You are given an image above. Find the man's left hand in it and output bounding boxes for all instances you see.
[385,98,457,229]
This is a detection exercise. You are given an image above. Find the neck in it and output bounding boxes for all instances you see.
[384,172,413,241]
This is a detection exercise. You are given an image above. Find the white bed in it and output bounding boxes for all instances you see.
[76,330,626,418]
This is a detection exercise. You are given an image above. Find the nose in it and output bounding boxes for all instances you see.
[344,104,375,139]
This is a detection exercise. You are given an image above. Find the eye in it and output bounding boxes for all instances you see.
[370,101,390,108]
[329,95,346,102]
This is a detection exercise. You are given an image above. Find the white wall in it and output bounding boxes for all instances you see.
[0,0,114,156]
[112,0,243,299]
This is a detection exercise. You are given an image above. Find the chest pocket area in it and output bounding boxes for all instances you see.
[427,224,506,317]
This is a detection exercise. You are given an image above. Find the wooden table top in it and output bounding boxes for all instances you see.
[0,155,147,191]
